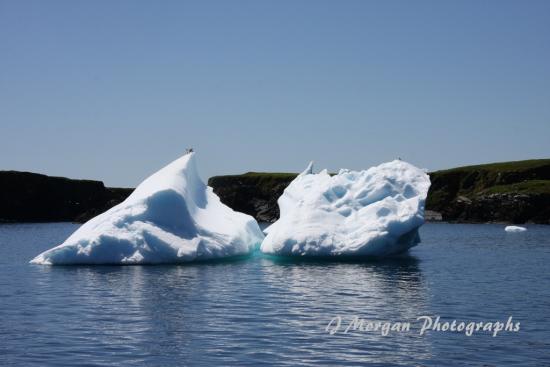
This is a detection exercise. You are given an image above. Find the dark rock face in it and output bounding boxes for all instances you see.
[0,171,133,223]
[434,193,550,223]
[208,173,296,223]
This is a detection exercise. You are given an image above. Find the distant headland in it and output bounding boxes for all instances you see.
[1,159,549,224]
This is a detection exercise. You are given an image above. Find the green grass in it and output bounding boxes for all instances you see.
[481,180,550,195]
[432,159,550,174]
[428,158,550,196]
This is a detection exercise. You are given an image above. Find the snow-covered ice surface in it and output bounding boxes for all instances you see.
[261,160,431,258]
[505,225,527,233]
[31,153,264,265]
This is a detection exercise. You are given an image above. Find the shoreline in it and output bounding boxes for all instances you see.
[1,158,549,225]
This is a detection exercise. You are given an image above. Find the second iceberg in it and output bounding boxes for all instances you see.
[261,160,431,257]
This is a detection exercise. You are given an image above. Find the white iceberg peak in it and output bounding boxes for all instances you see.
[261,159,431,257]
[31,153,264,265]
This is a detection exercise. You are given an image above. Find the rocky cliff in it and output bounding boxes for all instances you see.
[0,171,133,223]
[209,159,550,224]
[426,159,550,223]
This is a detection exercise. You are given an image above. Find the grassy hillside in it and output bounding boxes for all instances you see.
[426,159,550,208]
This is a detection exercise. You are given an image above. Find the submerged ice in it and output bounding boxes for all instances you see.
[31,153,264,264]
[261,160,431,257]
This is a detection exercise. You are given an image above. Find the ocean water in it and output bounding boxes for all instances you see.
[0,223,549,366]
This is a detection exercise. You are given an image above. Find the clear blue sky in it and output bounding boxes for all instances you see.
[1,0,549,187]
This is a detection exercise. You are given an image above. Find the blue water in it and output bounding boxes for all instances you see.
[1,223,549,366]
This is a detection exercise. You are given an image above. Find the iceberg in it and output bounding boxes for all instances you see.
[261,160,431,257]
[31,153,264,265]
[505,225,527,232]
